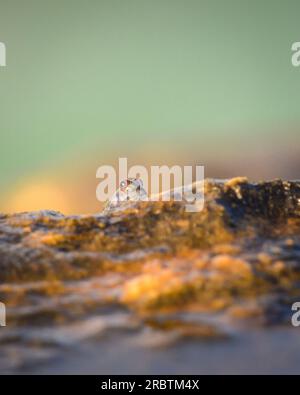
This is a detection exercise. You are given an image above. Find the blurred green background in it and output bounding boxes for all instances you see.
[0,0,299,213]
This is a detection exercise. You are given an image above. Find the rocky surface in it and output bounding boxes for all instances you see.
[0,178,300,373]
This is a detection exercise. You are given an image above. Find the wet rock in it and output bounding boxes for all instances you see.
[0,178,300,371]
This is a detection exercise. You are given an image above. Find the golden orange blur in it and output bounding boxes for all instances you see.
[2,181,70,214]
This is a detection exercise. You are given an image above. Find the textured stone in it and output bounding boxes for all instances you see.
[0,178,300,371]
